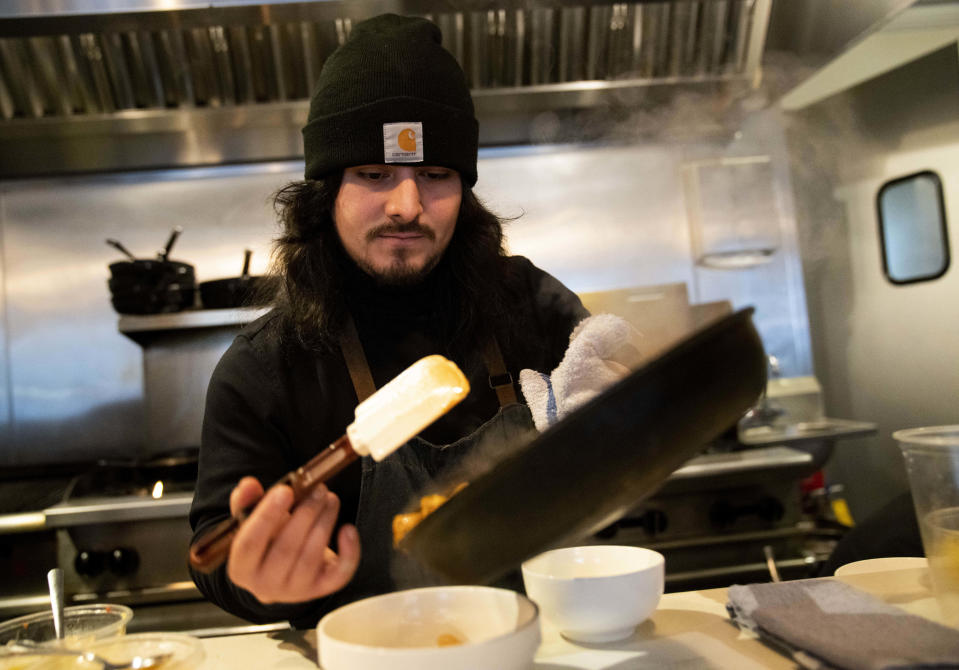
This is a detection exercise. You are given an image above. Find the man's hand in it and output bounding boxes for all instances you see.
[225,476,361,604]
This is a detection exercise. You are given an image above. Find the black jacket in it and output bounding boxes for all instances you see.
[188,255,587,627]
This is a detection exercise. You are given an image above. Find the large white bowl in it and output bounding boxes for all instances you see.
[317,586,540,670]
[522,545,664,643]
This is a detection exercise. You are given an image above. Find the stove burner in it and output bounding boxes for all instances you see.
[66,449,198,500]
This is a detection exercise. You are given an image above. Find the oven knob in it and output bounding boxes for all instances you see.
[594,521,619,539]
[709,500,736,529]
[74,550,106,577]
[109,548,140,576]
[757,497,785,523]
[642,509,668,536]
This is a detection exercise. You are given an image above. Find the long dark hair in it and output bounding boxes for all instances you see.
[270,174,514,354]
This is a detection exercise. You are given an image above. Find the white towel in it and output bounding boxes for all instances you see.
[520,313,643,432]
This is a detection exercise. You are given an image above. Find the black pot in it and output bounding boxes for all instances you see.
[110,283,196,315]
[199,275,278,309]
[105,230,197,315]
[108,262,196,314]
[199,249,277,309]
[108,259,195,282]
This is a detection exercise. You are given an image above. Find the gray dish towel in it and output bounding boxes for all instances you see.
[726,579,959,670]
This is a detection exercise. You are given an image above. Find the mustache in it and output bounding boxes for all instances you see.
[366,220,436,242]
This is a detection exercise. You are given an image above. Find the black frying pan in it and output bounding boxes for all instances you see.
[199,249,277,309]
[400,307,766,585]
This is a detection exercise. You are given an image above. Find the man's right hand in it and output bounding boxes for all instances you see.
[225,476,361,604]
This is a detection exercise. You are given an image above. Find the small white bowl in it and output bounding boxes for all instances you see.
[317,585,540,670]
[522,545,664,643]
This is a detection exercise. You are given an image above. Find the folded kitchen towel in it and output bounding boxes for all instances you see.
[727,579,959,670]
[519,313,642,432]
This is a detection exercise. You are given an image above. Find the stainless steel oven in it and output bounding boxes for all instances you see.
[590,444,846,590]
[0,461,279,635]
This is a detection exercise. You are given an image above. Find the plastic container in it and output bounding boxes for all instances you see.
[896,425,959,627]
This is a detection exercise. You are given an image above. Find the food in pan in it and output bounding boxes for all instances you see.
[392,482,468,546]
[435,633,464,647]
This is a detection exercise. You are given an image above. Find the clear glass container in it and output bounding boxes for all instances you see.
[85,633,205,670]
[0,604,133,649]
[896,425,959,628]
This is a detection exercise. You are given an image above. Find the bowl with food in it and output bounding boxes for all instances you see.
[521,545,664,643]
[0,632,202,670]
[317,585,540,670]
[0,604,133,650]
[0,651,101,669]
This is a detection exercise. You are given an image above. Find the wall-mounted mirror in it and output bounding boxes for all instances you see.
[877,170,950,285]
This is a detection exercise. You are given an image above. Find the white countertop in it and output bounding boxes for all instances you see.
[196,559,945,670]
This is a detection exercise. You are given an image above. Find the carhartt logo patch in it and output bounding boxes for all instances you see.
[383,122,423,163]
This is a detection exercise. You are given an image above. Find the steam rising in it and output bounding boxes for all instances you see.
[389,50,843,589]
[389,418,539,589]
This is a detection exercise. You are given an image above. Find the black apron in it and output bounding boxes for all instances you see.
[319,317,535,608]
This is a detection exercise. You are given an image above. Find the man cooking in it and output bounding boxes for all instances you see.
[189,13,589,628]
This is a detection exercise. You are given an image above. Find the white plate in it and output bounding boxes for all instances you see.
[834,556,928,576]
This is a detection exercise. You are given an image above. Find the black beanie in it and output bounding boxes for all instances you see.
[302,14,479,186]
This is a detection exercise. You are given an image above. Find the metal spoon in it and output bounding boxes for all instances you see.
[47,567,65,641]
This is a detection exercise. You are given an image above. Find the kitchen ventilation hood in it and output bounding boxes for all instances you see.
[0,0,772,176]
[0,0,923,177]
[779,0,959,110]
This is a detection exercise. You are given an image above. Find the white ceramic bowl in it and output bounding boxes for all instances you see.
[317,586,540,670]
[522,545,664,643]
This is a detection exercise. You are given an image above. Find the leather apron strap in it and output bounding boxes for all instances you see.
[338,313,517,408]
[480,336,518,407]
[339,313,377,403]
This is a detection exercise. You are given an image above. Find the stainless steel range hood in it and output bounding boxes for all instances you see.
[0,0,775,176]
[0,0,919,176]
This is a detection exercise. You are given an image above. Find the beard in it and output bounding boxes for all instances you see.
[359,220,443,287]
[356,248,444,286]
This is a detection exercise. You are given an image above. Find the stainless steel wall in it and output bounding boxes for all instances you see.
[0,164,284,466]
[0,107,812,468]
[786,44,959,521]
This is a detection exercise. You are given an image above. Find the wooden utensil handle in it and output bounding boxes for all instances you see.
[188,435,356,574]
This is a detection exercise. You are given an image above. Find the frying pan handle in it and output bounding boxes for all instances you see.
[106,239,137,261]
[159,226,182,261]
[241,249,252,278]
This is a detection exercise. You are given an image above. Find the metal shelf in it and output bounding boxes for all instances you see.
[738,418,878,447]
[669,445,813,481]
[118,307,269,345]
